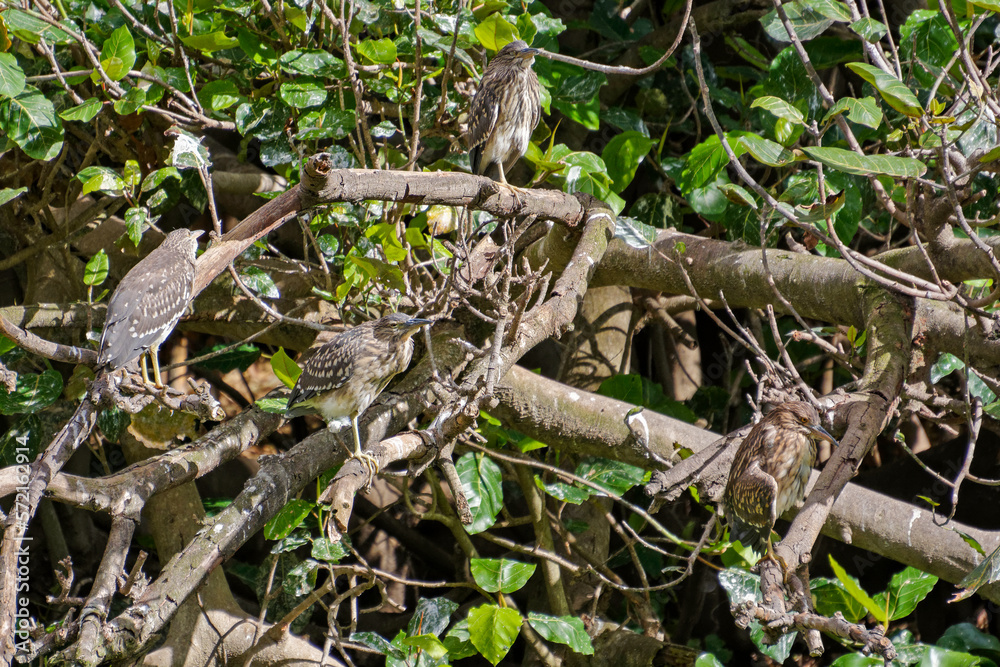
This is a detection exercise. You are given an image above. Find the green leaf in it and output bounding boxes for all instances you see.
[535,476,591,504]
[311,537,348,563]
[96,408,129,444]
[751,96,805,125]
[954,542,1000,601]
[851,17,888,42]
[192,344,261,373]
[270,348,301,389]
[181,31,240,53]
[0,369,64,415]
[355,38,397,65]
[240,266,280,298]
[810,577,868,623]
[407,597,460,637]
[738,134,795,167]
[256,397,288,413]
[279,49,346,77]
[822,96,882,128]
[930,352,964,383]
[113,86,145,116]
[526,613,594,655]
[100,26,136,81]
[0,188,27,206]
[937,623,1000,655]
[263,498,313,540]
[140,167,181,192]
[803,146,926,178]
[717,569,795,662]
[78,166,126,196]
[872,566,937,621]
[575,457,648,496]
[0,88,65,160]
[125,207,148,246]
[168,128,211,169]
[761,2,836,42]
[846,62,923,117]
[0,414,42,467]
[279,77,327,109]
[602,131,656,193]
[237,28,276,64]
[829,555,886,623]
[352,631,407,658]
[474,14,520,52]
[199,79,242,111]
[401,634,448,659]
[84,249,109,286]
[457,452,503,534]
[470,558,537,594]
[467,604,522,665]
[0,53,27,97]
[444,619,478,660]
[59,97,102,122]
[679,135,730,192]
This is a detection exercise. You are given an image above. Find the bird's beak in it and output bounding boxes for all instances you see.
[190,229,205,239]
[405,318,433,329]
[808,424,838,447]
[520,48,540,58]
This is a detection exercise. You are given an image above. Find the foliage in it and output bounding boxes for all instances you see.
[2,0,1000,663]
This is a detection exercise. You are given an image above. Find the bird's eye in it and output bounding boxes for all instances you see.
[800,416,809,424]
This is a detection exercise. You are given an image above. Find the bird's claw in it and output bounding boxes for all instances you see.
[352,450,380,491]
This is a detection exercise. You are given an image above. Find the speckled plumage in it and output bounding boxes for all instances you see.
[285,313,431,488]
[97,228,202,387]
[467,40,541,185]
[723,402,838,553]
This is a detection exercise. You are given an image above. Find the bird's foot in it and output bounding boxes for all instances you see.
[351,450,380,491]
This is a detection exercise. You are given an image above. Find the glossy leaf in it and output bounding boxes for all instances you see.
[457,451,503,534]
[83,249,109,286]
[0,370,64,415]
[846,62,923,117]
[470,558,537,594]
[467,604,522,665]
[270,348,301,389]
[526,613,594,655]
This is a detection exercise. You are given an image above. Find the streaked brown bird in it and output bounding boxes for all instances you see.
[285,313,432,489]
[467,39,541,187]
[97,228,203,388]
[723,401,838,558]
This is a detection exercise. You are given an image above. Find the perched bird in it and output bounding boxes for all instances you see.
[285,313,432,489]
[467,39,541,188]
[97,228,204,388]
[723,401,838,558]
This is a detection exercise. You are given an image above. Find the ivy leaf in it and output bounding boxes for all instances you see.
[263,498,313,540]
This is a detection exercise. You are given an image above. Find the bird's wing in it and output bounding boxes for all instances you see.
[97,260,193,369]
[467,75,501,174]
[723,462,778,552]
[285,332,358,414]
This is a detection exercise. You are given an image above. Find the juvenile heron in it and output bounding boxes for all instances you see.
[723,401,838,559]
[467,39,541,187]
[97,228,203,388]
[285,313,432,489]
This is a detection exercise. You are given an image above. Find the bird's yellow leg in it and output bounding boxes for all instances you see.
[498,164,527,208]
[350,413,379,491]
[140,353,152,386]
[150,343,164,389]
